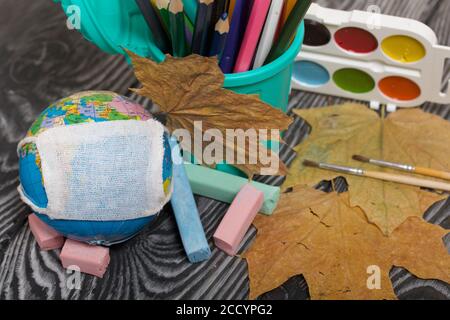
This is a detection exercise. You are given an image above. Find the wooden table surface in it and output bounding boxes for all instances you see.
[0,0,449,300]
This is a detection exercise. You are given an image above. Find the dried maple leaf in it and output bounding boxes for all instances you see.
[244,186,450,300]
[127,51,292,177]
[283,103,449,235]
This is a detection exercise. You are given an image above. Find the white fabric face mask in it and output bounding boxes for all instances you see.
[17,119,172,221]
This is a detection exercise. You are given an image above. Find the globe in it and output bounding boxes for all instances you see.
[18,91,172,245]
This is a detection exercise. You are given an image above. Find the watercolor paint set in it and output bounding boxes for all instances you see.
[292,3,450,110]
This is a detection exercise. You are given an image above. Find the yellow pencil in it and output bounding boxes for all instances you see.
[279,0,297,29]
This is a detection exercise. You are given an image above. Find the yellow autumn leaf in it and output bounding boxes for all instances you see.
[284,103,448,235]
[127,51,293,178]
[244,186,450,300]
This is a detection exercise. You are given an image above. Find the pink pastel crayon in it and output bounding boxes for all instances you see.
[214,184,264,256]
[233,0,271,73]
[28,214,65,251]
[60,239,110,278]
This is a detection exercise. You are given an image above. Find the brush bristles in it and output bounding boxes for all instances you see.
[352,155,371,163]
[303,160,319,168]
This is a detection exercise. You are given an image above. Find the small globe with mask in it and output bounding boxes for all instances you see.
[18,91,173,245]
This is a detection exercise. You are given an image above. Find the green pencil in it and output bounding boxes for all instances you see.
[169,0,188,57]
[153,0,171,35]
[264,0,312,64]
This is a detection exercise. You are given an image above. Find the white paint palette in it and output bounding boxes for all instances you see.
[291,3,450,109]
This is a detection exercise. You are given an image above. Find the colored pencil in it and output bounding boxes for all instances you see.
[192,0,215,55]
[153,0,171,35]
[184,15,194,46]
[228,0,237,20]
[253,0,284,69]
[209,13,230,57]
[279,0,297,30]
[218,0,253,73]
[303,160,450,192]
[265,0,312,64]
[169,0,188,57]
[279,0,299,45]
[184,3,195,45]
[182,0,199,25]
[207,0,229,48]
[211,0,229,23]
[135,0,171,53]
[233,0,271,73]
[353,155,450,181]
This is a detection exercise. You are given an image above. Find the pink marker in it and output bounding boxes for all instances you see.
[233,0,271,73]
[214,184,264,256]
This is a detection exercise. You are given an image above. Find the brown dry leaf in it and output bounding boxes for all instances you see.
[127,51,292,177]
[244,186,450,300]
[283,103,449,235]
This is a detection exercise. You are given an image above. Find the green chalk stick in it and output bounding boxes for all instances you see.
[184,163,280,215]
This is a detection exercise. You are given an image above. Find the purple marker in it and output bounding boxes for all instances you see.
[219,0,253,74]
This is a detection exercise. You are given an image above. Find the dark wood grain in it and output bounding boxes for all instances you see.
[0,0,449,300]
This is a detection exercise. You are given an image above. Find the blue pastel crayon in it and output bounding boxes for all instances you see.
[169,137,211,263]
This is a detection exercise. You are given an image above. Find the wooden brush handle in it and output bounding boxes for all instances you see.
[365,171,450,192]
[414,167,450,181]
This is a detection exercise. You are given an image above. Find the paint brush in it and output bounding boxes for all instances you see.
[303,160,450,192]
[352,155,450,180]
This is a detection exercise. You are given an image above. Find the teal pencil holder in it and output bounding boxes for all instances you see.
[223,27,305,113]
[55,0,305,113]
[55,0,304,178]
